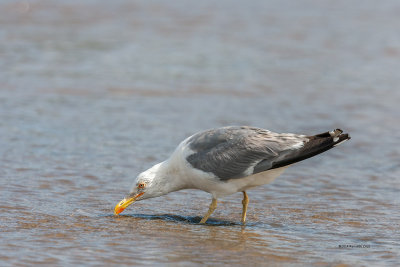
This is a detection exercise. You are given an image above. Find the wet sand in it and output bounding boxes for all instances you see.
[1,1,399,266]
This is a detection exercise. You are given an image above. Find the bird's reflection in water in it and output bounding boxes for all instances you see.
[112,213,270,253]
[113,213,239,226]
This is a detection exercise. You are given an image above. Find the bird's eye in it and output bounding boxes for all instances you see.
[138,183,146,189]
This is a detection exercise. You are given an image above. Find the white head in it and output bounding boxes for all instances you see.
[114,161,183,215]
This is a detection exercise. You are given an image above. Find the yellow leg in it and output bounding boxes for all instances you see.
[241,191,249,224]
[200,198,217,224]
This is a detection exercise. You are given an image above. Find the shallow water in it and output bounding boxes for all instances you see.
[1,0,399,266]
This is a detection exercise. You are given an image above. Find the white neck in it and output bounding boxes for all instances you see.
[144,159,187,198]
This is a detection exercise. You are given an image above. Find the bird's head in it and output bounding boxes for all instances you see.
[114,163,165,215]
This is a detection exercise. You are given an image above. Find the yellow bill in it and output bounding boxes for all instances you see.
[114,192,144,215]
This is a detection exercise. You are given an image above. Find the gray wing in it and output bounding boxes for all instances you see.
[185,126,307,180]
[185,126,350,181]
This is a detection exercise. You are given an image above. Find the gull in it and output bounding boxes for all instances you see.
[114,126,350,224]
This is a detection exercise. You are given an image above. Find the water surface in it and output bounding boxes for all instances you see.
[1,0,399,266]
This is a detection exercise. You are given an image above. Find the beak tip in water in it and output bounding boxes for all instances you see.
[114,195,139,215]
[114,203,125,215]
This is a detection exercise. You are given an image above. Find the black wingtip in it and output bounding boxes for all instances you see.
[334,132,351,146]
[334,128,343,135]
[270,129,351,169]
